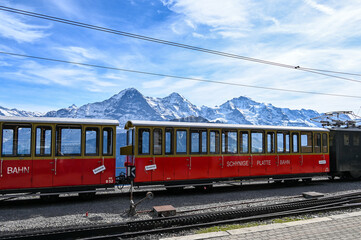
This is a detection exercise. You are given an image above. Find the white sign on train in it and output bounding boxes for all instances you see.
[93,165,106,174]
[145,164,157,171]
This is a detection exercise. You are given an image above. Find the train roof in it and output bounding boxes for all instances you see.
[0,116,119,126]
[125,120,329,132]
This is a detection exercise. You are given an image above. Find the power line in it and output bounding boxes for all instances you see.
[1,50,361,99]
[1,5,361,84]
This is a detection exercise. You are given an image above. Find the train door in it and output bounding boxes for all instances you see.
[100,127,116,185]
[52,125,83,187]
[163,128,175,181]
[32,124,54,188]
[250,131,267,176]
[82,126,102,185]
[151,128,165,182]
[1,123,32,190]
[313,133,324,173]
[276,131,292,175]
[238,131,250,177]
[134,128,152,183]
[208,130,222,179]
[221,130,240,178]
[173,129,189,180]
[290,132,303,174]
[265,131,277,175]
[299,132,314,173]
[188,129,209,180]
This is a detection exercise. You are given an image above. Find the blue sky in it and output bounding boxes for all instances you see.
[0,0,361,114]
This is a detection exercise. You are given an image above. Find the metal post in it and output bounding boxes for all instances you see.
[129,180,136,216]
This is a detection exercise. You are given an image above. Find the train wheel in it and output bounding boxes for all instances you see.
[165,186,184,193]
[194,184,213,192]
[302,178,312,184]
[40,194,59,202]
[349,171,361,180]
[79,192,96,200]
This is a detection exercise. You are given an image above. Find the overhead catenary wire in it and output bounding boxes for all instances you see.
[1,5,361,84]
[1,50,361,99]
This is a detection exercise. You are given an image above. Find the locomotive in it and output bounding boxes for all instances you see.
[0,115,360,198]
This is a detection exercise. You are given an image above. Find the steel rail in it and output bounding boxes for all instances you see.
[2,192,361,240]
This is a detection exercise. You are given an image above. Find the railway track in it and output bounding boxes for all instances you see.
[2,191,361,240]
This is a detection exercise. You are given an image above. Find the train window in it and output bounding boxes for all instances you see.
[314,133,321,153]
[277,132,290,153]
[202,131,207,153]
[240,131,249,153]
[153,128,162,155]
[56,126,81,156]
[344,134,350,146]
[17,127,31,156]
[353,134,360,146]
[322,133,328,152]
[301,132,312,153]
[103,128,113,156]
[191,131,200,153]
[138,128,150,155]
[2,127,15,156]
[85,128,99,156]
[36,127,52,156]
[2,125,32,157]
[222,131,237,154]
[292,133,299,153]
[165,128,173,154]
[251,131,264,153]
[176,130,187,154]
[127,129,133,146]
[267,132,275,153]
[210,130,220,154]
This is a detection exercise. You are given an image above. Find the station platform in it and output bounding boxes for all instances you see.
[161,210,361,240]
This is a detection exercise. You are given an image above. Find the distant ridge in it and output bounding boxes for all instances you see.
[0,88,322,127]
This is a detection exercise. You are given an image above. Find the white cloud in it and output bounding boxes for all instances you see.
[162,0,252,38]
[304,0,335,15]
[0,11,49,43]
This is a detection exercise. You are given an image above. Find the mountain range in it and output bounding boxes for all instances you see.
[0,88,321,127]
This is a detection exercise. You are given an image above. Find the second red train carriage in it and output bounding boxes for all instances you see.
[121,120,330,186]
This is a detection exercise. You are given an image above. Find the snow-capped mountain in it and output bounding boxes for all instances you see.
[0,106,41,117]
[1,88,322,127]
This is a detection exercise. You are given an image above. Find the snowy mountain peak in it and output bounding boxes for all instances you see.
[0,88,323,127]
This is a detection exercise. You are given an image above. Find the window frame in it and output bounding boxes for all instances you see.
[153,128,163,155]
[222,130,238,154]
[300,131,313,153]
[1,123,32,157]
[138,128,151,155]
[35,125,52,157]
[209,130,220,154]
[56,125,82,156]
[251,131,264,154]
[165,128,174,155]
[85,127,100,156]
[102,127,114,156]
[292,132,299,153]
[239,131,249,154]
[267,131,275,153]
[176,129,188,154]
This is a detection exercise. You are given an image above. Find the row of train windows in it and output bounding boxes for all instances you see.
[135,128,328,155]
[1,125,113,157]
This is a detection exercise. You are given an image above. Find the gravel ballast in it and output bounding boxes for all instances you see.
[1,178,361,237]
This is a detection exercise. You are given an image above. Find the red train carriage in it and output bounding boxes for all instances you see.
[121,121,330,186]
[0,116,118,196]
